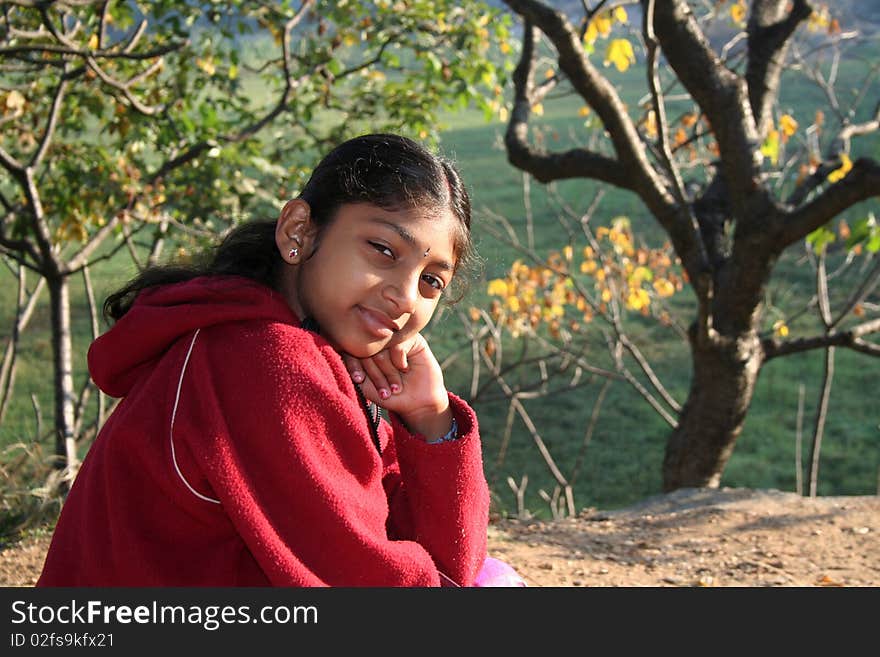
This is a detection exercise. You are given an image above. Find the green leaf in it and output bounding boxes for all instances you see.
[327,58,342,77]
[846,213,878,251]
[806,226,836,254]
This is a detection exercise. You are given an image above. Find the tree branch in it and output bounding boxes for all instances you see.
[763,318,880,360]
[30,69,68,169]
[503,20,630,189]
[745,0,813,136]
[503,0,671,199]
[780,157,880,248]
[787,101,880,207]
[652,0,763,211]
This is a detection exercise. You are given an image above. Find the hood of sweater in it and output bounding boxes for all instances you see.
[88,275,298,398]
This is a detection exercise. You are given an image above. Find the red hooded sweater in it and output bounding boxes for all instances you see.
[37,276,489,586]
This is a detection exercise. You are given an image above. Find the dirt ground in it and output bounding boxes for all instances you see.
[2,487,877,587]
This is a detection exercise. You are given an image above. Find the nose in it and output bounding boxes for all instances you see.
[384,270,419,315]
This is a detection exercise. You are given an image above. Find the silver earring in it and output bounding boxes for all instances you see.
[289,247,299,259]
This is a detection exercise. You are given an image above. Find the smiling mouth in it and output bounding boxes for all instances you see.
[357,306,399,338]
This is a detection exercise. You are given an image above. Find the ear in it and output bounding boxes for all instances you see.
[275,199,314,263]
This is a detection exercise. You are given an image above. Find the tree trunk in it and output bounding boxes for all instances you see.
[662,326,764,490]
[47,273,78,483]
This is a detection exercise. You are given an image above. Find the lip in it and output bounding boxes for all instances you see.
[357,306,400,338]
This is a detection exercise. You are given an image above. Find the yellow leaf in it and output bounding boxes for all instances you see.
[196,58,216,76]
[88,34,99,50]
[780,114,798,137]
[545,68,555,79]
[562,245,573,261]
[594,14,612,37]
[499,106,509,123]
[827,153,852,183]
[760,129,780,165]
[613,7,628,24]
[653,278,675,298]
[4,89,26,111]
[604,39,635,72]
[500,41,511,54]
[773,320,789,338]
[531,103,544,116]
[506,296,521,312]
[730,2,746,25]
[808,8,830,32]
[578,105,591,117]
[631,266,652,284]
[228,64,238,80]
[580,259,597,274]
[583,20,598,45]
[487,279,509,297]
[673,127,687,147]
[626,288,650,311]
[600,288,612,302]
[644,110,658,139]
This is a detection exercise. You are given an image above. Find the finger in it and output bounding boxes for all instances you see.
[388,343,409,372]
[360,356,392,402]
[370,349,405,396]
[341,353,366,384]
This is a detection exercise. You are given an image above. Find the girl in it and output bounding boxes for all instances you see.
[37,133,523,587]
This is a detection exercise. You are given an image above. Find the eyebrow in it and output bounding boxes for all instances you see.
[371,218,454,273]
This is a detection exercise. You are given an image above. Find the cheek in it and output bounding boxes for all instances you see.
[395,302,438,340]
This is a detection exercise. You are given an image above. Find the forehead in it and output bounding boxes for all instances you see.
[333,203,458,255]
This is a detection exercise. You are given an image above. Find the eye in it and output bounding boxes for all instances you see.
[421,273,445,292]
[369,241,394,259]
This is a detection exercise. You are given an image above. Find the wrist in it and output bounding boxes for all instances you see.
[425,416,458,444]
[400,401,452,441]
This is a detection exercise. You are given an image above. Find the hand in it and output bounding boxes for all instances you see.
[342,334,453,440]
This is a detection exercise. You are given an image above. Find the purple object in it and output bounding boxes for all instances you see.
[473,556,528,587]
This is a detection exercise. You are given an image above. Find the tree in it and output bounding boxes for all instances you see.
[0,0,508,482]
[494,0,880,491]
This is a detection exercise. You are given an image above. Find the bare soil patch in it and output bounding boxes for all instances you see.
[489,487,880,587]
[2,487,877,587]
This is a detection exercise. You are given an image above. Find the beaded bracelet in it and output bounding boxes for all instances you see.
[426,417,459,445]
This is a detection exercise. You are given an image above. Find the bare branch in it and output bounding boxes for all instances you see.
[0,41,184,61]
[652,0,763,209]
[745,0,813,136]
[781,157,880,248]
[504,21,630,188]
[30,70,68,168]
[643,0,688,205]
[619,334,681,413]
[831,256,880,328]
[807,345,834,497]
[763,317,880,360]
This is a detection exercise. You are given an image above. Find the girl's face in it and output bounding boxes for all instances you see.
[280,201,458,358]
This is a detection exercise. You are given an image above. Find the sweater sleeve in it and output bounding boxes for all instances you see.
[178,322,473,586]
[380,395,489,587]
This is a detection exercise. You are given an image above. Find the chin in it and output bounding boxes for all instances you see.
[340,340,390,360]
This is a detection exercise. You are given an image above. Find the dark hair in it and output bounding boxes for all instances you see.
[104,133,476,321]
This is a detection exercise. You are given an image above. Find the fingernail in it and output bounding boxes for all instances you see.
[390,384,401,394]
[352,371,364,383]
[379,388,390,400]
